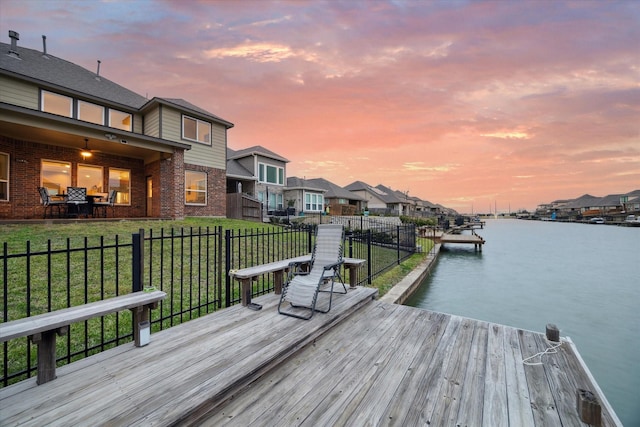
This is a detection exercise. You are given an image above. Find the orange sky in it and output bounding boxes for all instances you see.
[2,0,639,212]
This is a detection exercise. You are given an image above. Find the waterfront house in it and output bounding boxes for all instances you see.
[226,145,289,217]
[0,31,233,220]
[345,181,405,215]
[286,177,365,216]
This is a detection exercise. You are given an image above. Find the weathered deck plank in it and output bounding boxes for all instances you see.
[0,287,621,426]
[457,319,488,426]
[483,323,507,427]
[504,327,536,426]
[377,310,451,426]
[207,302,404,425]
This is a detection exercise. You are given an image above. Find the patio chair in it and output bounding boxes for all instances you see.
[38,187,66,218]
[93,190,117,218]
[278,224,347,320]
[66,187,88,218]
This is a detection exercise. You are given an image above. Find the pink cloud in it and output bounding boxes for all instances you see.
[1,0,638,212]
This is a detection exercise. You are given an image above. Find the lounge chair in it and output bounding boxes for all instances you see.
[278,224,347,319]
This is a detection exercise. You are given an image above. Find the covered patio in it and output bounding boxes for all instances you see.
[0,107,187,220]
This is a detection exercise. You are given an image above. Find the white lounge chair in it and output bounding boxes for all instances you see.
[278,224,347,319]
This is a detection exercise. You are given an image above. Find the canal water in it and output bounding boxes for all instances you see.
[405,219,639,426]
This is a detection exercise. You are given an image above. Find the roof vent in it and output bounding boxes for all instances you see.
[8,30,20,58]
[42,35,48,58]
[95,59,101,80]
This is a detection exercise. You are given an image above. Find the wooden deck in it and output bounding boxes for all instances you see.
[0,287,619,426]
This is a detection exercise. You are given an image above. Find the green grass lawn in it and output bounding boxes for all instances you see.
[1,218,430,386]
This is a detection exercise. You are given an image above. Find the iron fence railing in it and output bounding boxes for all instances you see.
[1,220,415,386]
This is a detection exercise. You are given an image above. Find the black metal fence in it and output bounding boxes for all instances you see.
[1,220,415,386]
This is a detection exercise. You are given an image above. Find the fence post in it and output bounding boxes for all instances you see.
[225,229,232,308]
[367,229,372,284]
[397,225,401,265]
[132,229,144,292]
[217,226,223,309]
[308,227,313,254]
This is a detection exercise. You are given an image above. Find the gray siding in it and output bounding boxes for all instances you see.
[0,75,38,109]
[132,113,143,134]
[161,107,181,142]
[144,106,160,138]
[162,106,226,169]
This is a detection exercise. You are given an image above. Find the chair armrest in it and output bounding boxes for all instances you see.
[322,260,344,271]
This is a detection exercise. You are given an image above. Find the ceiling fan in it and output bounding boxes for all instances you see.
[79,138,100,158]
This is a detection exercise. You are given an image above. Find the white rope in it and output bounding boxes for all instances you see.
[523,339,563,366]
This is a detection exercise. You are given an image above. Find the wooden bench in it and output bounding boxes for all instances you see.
[230,255,366,306]
[0,290,166,384]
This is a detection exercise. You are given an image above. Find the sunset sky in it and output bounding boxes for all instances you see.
[2,0,638,212]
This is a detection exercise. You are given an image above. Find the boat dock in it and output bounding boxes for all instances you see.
[421,228,486,251]
[0,287,620,426]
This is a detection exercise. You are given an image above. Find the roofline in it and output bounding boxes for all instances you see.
[140,97,234,129]
[0,102,192,150]
[226,174,258,181]
[229,149,290,163]
[0,69,142,113]
[286,185,327,193]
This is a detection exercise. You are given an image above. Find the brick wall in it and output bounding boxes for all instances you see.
[1,136,227,220]
[0,136,144,219]
[183,163,227,217]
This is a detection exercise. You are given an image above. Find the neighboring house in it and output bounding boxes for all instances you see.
[377,184,413,216]
[560,194,600,218]
[226,145,289,215]
[344,181,386,213]
[226,148,257,196]
[285,177,364,216]
[301,177,365,215]
[345,181,405,215]
[285,177,326,215]
[0,31,233,220]
[536,190,640,218]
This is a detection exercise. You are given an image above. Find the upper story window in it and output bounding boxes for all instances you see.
[0,152,8,202]
[109,109,132,131]
[41,90,72,117]
[182,115,211,144]
[41,90,131,131]
[258,163,284,185]
[78,100,105,125]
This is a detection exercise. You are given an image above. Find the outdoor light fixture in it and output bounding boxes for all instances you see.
[104,133,117,140]
[80,138,93,159]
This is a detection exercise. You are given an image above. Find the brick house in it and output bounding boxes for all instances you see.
[0,31,233,220]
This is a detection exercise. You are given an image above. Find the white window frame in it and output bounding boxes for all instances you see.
[0,152,8,202]
[77,100,105,125]
[182,115,211,145]
[185,170,207,206]
[108,168,131,205]
[304,192,324,212]
[41,90,72,117]
[258,163,284,185]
